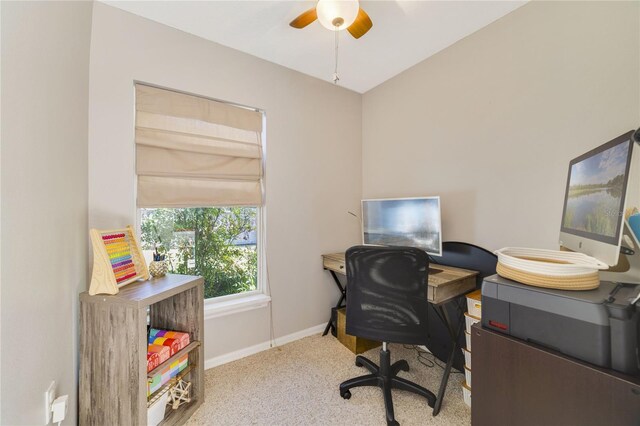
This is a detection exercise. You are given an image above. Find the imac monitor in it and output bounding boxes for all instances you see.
[559,131,635,266]
[362,197,442,257]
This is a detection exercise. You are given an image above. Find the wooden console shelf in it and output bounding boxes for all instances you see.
[79,274,204,426]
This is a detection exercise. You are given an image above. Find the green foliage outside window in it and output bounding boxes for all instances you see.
[140,207,258,299]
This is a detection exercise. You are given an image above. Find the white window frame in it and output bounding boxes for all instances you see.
[136,205,269,320]
[134,85,269,319]
[203,205,269,319]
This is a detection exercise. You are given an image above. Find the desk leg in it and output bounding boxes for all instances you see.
[432,301,465,416]
[322,270,347,336]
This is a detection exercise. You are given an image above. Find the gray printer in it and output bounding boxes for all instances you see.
[481,274,640,376]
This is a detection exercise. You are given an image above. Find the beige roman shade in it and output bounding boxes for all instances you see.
[135,84,263,207]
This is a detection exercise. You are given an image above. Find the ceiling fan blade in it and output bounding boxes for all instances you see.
[347,8,373,39]
[289,7,318,29]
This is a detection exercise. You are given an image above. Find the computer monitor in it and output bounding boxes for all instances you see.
[559,131,636,266]
[362,196,442,257]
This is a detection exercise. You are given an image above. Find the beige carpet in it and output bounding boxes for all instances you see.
[186,333,470,426]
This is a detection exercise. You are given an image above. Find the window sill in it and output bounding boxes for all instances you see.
[204,293,271,320]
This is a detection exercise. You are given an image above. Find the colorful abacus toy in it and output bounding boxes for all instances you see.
[89,225,149,295]
[103,232,138,283]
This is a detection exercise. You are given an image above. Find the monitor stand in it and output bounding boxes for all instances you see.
[601,221,640,285]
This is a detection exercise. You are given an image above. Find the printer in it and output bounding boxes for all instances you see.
[481,274,640,376]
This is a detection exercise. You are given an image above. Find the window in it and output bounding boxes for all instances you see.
[134,84,265,304]
[140,207,258,299]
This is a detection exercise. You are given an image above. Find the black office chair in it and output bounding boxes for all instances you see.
[437,241,497,285]
[339,245,436,426]
[428,241,497,370]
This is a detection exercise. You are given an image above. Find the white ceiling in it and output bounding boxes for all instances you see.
[103,1,526,93]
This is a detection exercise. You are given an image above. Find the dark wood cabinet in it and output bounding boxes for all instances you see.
[471,324,640,426]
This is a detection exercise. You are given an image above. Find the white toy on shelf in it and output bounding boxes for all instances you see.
[168,379,191,410]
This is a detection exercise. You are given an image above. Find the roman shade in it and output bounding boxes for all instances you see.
[135,84,263,207]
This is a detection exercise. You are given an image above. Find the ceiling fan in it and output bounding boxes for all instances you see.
[289,0,373,39]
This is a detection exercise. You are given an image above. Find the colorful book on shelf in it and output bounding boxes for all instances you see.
[147,353,189,396]
[148,344,171,362]
[147,351,160,373]
[149,328,190,351]
[150,337,180,356]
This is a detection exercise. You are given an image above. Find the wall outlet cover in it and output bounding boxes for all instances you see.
[51,395,68,423]
[45,381,56,424]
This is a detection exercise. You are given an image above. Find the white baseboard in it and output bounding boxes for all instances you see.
[204,323,326,370]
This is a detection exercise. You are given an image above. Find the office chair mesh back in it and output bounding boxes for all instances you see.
[345,245,430,346]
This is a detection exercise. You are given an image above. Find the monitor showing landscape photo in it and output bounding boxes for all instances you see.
[362,197,442,256]
[562,140,631,239]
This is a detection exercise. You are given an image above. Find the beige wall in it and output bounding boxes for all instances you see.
[88,3,362,361]
[362,1,640,252]
[3,2,637,423]
[1,1,92,424]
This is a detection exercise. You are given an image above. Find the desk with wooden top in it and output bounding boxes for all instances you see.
[323,252,477,306]
[322,251,478,415]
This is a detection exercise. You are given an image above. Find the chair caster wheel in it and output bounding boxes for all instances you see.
[341,390,351,399]
[387,420,399,426]
[355,359,363,367]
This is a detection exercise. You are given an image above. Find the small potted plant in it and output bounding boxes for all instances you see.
[149,246,168,278]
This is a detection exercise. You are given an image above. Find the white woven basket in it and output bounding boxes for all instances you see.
[495,247,608,275]
[494,247,608,290]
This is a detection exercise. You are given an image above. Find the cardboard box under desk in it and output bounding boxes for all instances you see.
[336,308,381,354]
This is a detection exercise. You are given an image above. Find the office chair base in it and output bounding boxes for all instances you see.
[339,348,436,426]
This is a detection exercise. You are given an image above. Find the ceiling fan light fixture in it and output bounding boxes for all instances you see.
[316,0,359,31]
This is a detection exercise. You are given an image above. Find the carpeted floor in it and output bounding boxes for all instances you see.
[186,333,470,425]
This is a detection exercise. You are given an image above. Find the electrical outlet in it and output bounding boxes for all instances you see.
[44,381,56,424]
[51,395,68,423]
